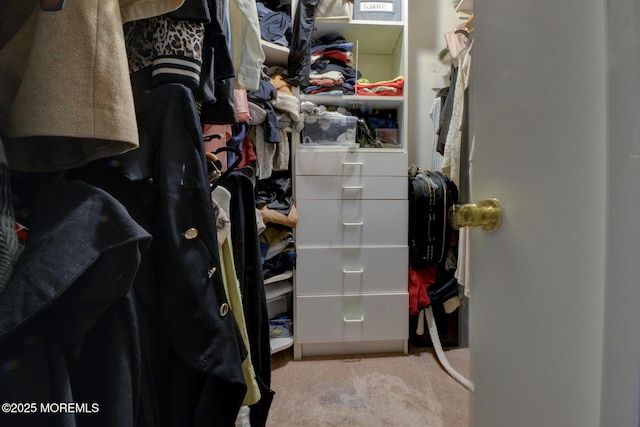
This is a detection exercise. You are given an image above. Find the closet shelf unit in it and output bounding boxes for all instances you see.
[261,38,295,355]
[265,273,294,354]
[261,40,290,67]
[300,18,405,112]
[455,0,473,14]
[293,0,409,360]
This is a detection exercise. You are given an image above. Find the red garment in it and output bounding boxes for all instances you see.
[408,264,437,315]
[240,133,257,167]
[355,78,404,96]
[311,49,352,65]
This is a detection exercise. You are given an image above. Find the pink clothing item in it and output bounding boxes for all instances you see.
[203,124,232,168]
[234,89,251,122]
[309,77,345,87]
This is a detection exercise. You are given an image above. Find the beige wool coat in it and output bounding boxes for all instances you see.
[0,0,183,172]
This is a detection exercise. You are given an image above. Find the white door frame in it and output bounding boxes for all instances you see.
[600,0,640,425]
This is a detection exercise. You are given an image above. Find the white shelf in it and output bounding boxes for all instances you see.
[270,337,294,354]
[261,40,289,67]
[455,0,473,14]
[312,20,403,55]
[300,94,404,109]
[264,270,293,285]
[265,279,294,302]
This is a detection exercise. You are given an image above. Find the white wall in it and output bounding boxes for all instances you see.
[406,0,457,169]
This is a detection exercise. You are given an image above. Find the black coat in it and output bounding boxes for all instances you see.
[220,172,274,427]
[0,180,152,427]
[70,84,249,427]
[0,84,250,426]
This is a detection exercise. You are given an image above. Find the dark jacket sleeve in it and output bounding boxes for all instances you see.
[0,180,152,427]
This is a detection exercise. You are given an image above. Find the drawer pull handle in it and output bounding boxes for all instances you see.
[343,316,364,323]
[342,185,363,190]
[342,221,364,226]
[343,268,364,274]
[342,162,363,166]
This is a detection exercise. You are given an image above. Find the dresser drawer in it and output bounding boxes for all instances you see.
[295,247,408,295]
[295,149,407,176]
[296,199,408,247]
[295,175,407,200]
[295,293,408,343]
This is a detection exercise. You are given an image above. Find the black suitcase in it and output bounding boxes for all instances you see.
[408,164,458,268]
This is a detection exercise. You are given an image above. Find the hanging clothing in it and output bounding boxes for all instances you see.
[436,67,458,156]
[229,0,265,90]
[286,0,319,87]
[442,46,471,186]
[197,0,238,123]
[120,0,185,22]
[69,84,248,426]
[430,89,446,171]
[0,137,20,292]
[219,172,274,427]
[0,180,152,427]
[0,1,141,172]
[212,186,261,407]
[125,16,206,90]
[0,0,185,172]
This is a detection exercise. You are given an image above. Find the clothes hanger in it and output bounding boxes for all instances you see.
[209,146,243,189]
[40,0,66,11]
[454,29,471,41]
[205,152,222,182]
[465,13,475,32]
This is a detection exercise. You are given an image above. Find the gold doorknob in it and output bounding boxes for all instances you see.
[449,198,503,232]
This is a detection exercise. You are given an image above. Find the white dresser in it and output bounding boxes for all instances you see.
[293,148,409,358]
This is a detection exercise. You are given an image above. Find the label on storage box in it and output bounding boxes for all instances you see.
[359,2,394,13]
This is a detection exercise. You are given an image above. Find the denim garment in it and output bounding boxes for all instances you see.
[247,79,280,143]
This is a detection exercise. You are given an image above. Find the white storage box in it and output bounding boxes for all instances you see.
[353,0,401,22]
[301,113,358,147]
[375,128,401,147]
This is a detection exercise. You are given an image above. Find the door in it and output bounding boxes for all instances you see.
[470,0,640,426]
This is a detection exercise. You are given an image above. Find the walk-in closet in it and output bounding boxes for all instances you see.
[1,0,637,426]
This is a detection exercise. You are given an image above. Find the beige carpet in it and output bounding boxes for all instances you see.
[267,346,471,427]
